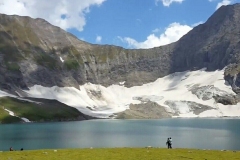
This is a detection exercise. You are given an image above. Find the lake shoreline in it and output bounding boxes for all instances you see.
[2,116,240,125]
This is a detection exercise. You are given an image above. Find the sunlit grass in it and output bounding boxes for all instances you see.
[1,148,240,160]
[0,97,82,123]
[0,107,22,123]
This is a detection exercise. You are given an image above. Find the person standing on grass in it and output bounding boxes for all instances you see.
[166,138,170,149]
[169,137,172,149]
[166,137,172,149]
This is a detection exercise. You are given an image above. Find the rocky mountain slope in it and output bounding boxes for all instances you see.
[0,4,240,91]
[0,4,240,121]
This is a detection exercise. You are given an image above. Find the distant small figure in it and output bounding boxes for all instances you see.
[166,138,170,149]
[20,148,23,151]
[169,137,172,148]
[9,147,13,151]
[166,137,172,149]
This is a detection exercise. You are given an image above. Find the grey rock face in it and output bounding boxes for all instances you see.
[0,13,174,92]
[164,100,213,115]
[224,64,240,94]
[171,4,240,73]
[189,84,240,105]
[133,95,164,102]
[189,85,233,100]
[213,94,240,105]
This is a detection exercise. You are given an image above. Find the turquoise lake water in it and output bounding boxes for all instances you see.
[0,118,240,151]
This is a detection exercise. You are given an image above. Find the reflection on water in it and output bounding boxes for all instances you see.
[0,118,240,151]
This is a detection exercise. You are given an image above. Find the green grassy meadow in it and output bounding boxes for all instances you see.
[0,97,86,124]
[0,148,240,160]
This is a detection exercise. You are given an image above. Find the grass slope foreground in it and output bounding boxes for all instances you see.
[0,148,240,160]
[0,97,93,124]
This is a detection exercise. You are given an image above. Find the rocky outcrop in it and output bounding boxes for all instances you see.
[224,64,240,94]
[213,94,240,105]
[164,101,213,115]
[115,102,171,119]
[189,84,240,105]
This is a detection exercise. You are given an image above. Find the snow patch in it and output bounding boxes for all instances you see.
[21,117,31,122]
[0,90,16,98]
[119,81,125,85]
[4,108,31,122]
[16,97,42,104]
[4,109,15,116]
[22,69,240,118]
[60,56,64,62]
[133,95,164,102]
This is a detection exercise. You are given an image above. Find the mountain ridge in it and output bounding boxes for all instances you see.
[1,4,240,122]
[0,4,239,92]
[171,4,240,72]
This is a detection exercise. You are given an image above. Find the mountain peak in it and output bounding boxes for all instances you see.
[206,3,240,26]
[170,3,240,73]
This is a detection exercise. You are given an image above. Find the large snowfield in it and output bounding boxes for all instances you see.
[1,69,240,119]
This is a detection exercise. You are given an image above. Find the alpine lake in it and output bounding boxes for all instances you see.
[0,118,240,151]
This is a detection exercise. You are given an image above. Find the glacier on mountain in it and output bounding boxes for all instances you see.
[15,69,239,118]
[0,69,240,118]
